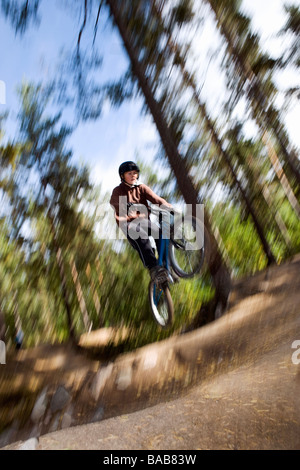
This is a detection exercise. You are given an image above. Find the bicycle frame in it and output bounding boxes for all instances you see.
[153,218,172,307]
[149,206,204,327]
[158,237,170,270]
[157,209,174,265]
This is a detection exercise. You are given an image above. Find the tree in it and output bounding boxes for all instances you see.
[3,82,101,344]
[150,0,276,266]
[0,0,40,34]
[280,4,300,72]
[203,0,300,192]
[105,0,232,323]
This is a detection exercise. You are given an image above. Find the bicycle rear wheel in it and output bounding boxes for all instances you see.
[149,280,174,328]
[169,216,205,279]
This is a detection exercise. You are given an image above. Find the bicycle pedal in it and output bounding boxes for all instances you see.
[156,275,169,285]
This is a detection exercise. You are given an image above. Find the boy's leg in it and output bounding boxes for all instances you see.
[126,220,168,283]
[127,233,158,269]
[126,219,157,269]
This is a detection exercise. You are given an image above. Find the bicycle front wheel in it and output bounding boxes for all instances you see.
[169,216,205,279]
[149,280,174,328]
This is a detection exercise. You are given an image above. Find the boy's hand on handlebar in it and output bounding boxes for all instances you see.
[161,203,179,214]
[128,211,147,221]
[161,203,174,210]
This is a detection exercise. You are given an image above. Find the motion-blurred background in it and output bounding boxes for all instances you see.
[0,0,299,350]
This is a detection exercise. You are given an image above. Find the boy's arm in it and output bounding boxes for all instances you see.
[110,189,129,224]
[142,184,172,208]
[110,189,146,224]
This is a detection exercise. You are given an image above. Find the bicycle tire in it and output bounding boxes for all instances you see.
[149,280,174,328]
[169,215,205,279]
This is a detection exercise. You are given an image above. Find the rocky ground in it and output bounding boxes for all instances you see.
[1,254,300,450]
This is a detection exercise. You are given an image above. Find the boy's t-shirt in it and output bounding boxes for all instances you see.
[110,181,168,226]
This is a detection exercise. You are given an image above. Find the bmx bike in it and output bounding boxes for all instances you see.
[148,206,205,328]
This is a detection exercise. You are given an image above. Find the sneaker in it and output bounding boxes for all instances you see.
[149,265,169,285]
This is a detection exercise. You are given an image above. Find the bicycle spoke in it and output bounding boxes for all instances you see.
[169,216,205,279]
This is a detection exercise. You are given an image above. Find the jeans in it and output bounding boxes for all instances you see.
[123,218,161,270]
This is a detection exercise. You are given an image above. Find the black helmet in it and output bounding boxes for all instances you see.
[118,161,140,179]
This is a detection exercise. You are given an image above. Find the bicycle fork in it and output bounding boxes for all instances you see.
[154,237,178,306]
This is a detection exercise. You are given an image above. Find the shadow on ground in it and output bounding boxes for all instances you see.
[1,254,300,449]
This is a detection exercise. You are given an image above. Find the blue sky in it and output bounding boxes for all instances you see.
[0,0,299,196]
[0,0,159,194]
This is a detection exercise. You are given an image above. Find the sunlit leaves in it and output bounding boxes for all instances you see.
[0,142,21,168]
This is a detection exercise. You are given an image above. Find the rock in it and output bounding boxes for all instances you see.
[0,426,17,449]
[18,437,39,450]
[48,415,60,433]
[61,413,72,429]
[91,363,114,400]
[116,366,132,391]
[61,404,74,429]
[31,388,48,423]
[50,386,71,413]
[143,351,158,370]
[91,406,104,423]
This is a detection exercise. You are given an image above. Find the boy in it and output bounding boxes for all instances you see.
[110,161,172,283]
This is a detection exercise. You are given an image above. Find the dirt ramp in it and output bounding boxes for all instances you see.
[1,255,300,448]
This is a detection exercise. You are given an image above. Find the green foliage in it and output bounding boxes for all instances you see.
[212,199,300,278]
[0,82,209,350]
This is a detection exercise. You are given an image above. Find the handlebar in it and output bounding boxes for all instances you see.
[149,205,181,216]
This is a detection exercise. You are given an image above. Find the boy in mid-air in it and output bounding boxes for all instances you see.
[110,161,172,283]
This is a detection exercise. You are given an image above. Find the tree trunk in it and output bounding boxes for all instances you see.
[204,0,300,192]
[71,260,91,332]
[262,131,300,219]
[0,310,6,342]
[217,139,276,265]
[247,153,292,249]
[161,0,292,260]
[48,210,77,344]
[55,247,77,344]
[86,262,104,328]
[151,0,276,265]
[180,64,276,265]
